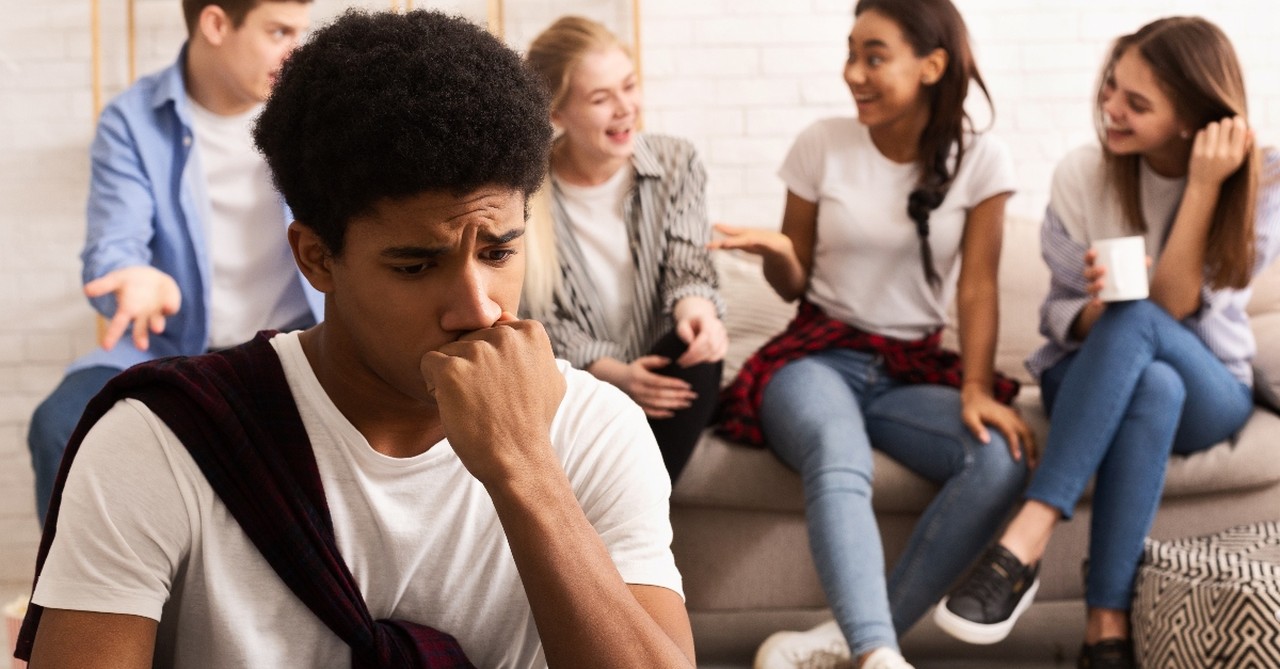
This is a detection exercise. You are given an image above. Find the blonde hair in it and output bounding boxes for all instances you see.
[521,183,558,319]
[522,17,631,318]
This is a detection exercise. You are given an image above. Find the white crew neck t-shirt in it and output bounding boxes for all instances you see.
[34,332,681,668]
[779,117,1015,339]
[553,166,636,342]
[188,98,310,348]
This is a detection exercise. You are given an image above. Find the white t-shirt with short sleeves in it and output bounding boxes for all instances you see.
[188,98,311,348]
[33,331,681,669]
[778,117,1015,339]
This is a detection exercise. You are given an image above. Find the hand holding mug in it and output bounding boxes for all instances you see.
[1089,236,1149,303]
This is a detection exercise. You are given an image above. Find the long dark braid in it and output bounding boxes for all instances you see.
[906,140,954,287]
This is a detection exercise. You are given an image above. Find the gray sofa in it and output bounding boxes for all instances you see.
[672,215,1280,665]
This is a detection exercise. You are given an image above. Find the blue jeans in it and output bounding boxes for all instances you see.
[28,365,119,526]
[760,348,1028,656]
[1031,300,1253,611]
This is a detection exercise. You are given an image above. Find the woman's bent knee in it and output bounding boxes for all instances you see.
[969,432,1029,500]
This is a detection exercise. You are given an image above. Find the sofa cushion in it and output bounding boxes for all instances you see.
[1255,344,1280,412]
[1248,254,1280,318]
[673,432,936,514]
[1249,257,1280,412]
[674,405,1280,514]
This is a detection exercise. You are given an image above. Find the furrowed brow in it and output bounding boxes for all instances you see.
[479,228,525,245]
[381,246,448,260]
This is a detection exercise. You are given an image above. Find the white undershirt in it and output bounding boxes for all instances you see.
[188,98,310,349]
[555,167,635,342]
[1137,160,1187,265]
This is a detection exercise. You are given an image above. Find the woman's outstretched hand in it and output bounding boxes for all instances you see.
[707,223,793,260]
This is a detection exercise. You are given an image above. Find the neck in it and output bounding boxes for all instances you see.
[551,139,629,186]
[1142,144,1191,179]
[298,326,445,459]
[867,104,931,165]
[184,40,256,116]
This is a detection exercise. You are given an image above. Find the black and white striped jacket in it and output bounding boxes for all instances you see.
[543,133,725,370]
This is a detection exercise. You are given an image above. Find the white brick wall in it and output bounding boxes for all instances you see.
[1,0,1278,590]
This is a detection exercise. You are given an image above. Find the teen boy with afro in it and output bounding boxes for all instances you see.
[18,10,694,668]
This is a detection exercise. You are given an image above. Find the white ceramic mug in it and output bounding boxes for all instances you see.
[1092,235,1149,302]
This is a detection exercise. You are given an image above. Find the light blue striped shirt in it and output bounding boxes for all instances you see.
[1026,145,1280,387]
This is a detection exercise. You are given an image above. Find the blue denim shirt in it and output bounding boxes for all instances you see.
[69,46,323,373]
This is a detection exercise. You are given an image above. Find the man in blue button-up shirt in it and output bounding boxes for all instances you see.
[27,0,318,525]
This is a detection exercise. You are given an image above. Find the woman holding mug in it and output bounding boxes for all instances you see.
[936,17,1280,669]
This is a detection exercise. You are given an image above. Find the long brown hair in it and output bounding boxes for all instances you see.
[854,0,992,287]
[1095,17,1257,289]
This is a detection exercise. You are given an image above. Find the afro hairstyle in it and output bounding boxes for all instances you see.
[253,9,553,254]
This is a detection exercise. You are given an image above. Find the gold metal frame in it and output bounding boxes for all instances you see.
[479,0,644,95]
[487,0,503,39]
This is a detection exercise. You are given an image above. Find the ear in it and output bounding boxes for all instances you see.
[196,5,232,47]
[289,221,335,294]
[921,47,949,86]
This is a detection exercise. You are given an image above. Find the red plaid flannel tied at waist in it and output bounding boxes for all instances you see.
[717,300,1020,447]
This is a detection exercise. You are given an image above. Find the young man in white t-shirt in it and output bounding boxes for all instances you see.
[19,10,694,668]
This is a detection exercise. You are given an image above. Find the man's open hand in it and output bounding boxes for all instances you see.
[84,266,182,351]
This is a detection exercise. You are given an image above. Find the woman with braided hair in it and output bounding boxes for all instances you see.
[711,1,1032,666]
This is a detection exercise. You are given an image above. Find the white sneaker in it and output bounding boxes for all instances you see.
[754,620,851,669]
[860,647,915,669]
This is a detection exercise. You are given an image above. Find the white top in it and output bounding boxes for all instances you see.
[778,117,1015,339]
[1048,143,1184,262]
[188,98,310,348]
[554,167,636,342]
[34,332,682,668]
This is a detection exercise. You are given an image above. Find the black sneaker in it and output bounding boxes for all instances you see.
[1077,638,1134,669]
[933,544,1040,644]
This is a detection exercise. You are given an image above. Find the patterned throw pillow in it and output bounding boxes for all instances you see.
[1133,522,1280,668]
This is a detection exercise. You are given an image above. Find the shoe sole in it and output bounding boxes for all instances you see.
[753,631,795,669]
[932,578,1040,645]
